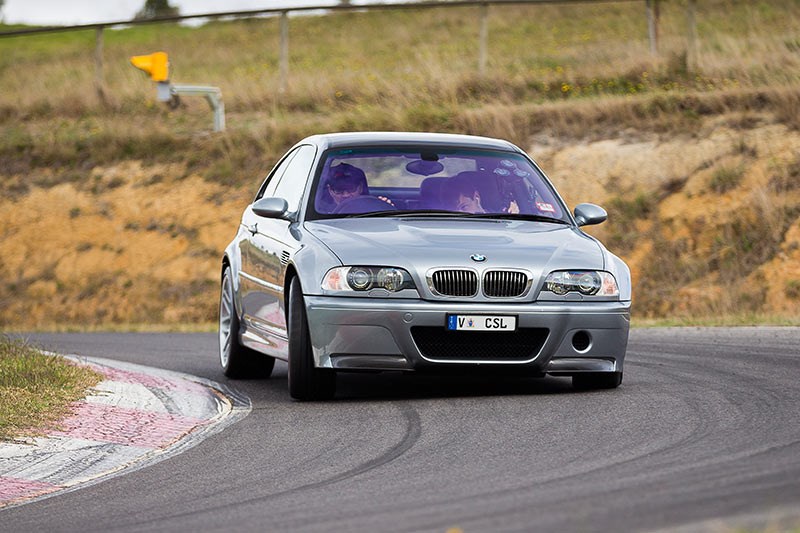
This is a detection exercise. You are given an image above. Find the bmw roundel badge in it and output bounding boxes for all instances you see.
[471,253,486,262]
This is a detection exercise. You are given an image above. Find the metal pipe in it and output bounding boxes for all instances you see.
[170,85,226,132]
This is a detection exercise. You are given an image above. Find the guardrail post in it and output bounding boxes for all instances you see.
[94,26,108,103]
[280,11,289,93]
[686,0,698,72]
[646,0,660,55]
[479,3,489,75]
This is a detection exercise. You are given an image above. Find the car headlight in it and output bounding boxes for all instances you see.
[543,270,619,297]
[322,266,416,292]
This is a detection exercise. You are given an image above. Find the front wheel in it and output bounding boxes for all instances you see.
[219,266,275,379]
[287,277,336,401]
[572,372,623,390]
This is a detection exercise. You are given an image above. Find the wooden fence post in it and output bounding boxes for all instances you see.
[279,11,289,93]
[479,3,489,75]
[646,0,660,56]
[94,26,108,103]
[686,0,698,72]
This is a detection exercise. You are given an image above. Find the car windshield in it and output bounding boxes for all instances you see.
[307,147,568,222]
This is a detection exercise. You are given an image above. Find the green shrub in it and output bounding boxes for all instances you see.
[787,280,800,299]
[710,165,744,193]
[608,192,654,220]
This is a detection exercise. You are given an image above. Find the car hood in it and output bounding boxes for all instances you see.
[304,218,604,273]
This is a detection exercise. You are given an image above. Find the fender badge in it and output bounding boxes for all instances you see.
[471,254,486,262]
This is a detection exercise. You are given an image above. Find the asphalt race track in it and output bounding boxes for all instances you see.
[4,328,800,532]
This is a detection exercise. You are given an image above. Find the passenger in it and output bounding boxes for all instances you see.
[441,174,485,214]
[505,198,520,214]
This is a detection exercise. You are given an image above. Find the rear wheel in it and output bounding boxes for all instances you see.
[288,277,336,401]
[572,372,623,390]
[219,266,275,379]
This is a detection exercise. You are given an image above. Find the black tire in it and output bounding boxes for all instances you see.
[287,277,336,401]
[572,372,623,390]
[219,266,275,379]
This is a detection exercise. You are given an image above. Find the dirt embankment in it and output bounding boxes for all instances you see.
[1,113,798,328]
[0,163,252,327]
[538,114,800,319]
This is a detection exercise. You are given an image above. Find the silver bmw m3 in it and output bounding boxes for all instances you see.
[219,132,631,400]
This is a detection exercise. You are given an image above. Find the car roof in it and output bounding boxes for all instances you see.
[299,132,522,153]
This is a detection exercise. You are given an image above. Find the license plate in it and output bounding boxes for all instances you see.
[446,314,517,331]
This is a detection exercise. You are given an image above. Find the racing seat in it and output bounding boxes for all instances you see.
[418,176,449,210]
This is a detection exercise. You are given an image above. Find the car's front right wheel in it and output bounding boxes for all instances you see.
[287,277,336,401]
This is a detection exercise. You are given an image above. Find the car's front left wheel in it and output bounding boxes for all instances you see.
[287,277,336,401]
[219,266,275,379]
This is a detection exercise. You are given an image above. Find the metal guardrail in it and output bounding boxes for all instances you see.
[0,1,643,37]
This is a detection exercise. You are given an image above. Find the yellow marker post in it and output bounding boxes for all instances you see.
[129,51,225,132]
[130,51,169,82]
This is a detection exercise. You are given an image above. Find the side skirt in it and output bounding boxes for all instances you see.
[240,325,289,362]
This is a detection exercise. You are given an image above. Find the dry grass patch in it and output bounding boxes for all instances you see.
[0,336,102,441]
[2,0,800,121]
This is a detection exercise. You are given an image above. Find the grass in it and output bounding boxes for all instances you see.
[1,1,799,184]
[0,336,103,441]
[1,1,800,120]
[0,85,797,192]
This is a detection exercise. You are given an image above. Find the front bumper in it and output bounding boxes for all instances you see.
[304,296,630,375]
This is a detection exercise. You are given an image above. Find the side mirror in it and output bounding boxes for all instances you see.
[252,197,290,220]
[574,203,607,227]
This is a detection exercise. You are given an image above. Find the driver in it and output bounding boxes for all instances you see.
[327,163,368,206]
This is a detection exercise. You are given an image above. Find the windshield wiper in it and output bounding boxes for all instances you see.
[462,213,571,224]
[346,209,465,218]
[343,210,571,224]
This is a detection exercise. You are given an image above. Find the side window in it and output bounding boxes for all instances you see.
[255,148,300,201]
[272,145,316,213]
